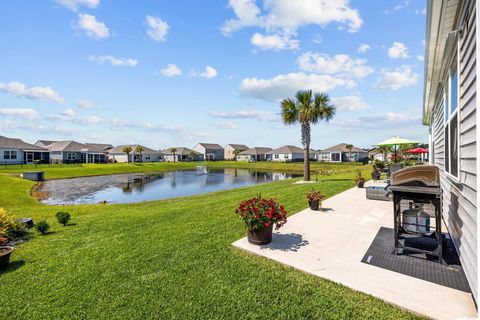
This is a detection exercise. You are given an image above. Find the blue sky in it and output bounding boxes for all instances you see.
[0,0,427,150]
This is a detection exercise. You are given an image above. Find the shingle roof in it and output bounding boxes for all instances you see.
[266,145,304,154]
[226,144,249,150]
[84,143,113,152]
[0,135,48,151]
[108,145,161,154]
[319,143,365,153]
[36,140,56,146]
[163,147,200,156]
[239,147,272,155]
[196,143,223,149]
[45,141,88,152]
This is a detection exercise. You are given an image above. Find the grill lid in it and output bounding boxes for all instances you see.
[391,165,440,187]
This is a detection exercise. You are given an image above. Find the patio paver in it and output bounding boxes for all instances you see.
[233,182,477,320]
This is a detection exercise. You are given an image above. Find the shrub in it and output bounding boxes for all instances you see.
[235,196,287,231]
[373,160,385,170]
[55,211,71,226]
[305,188,326,203]
[354,170,366,183]
[0,208,27,240]
[36,220,50,235]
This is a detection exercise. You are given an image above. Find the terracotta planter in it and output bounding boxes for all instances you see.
[247,224,273,245]
[308,200,320,211]
[0,246,13,269]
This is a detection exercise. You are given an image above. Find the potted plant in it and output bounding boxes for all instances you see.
[305,188,325,211]
[0,246,13,269]
[371,167,381,181]
[235,195,288,245]
[355,170,366,188]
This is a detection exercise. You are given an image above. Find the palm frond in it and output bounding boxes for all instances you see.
[280,98,299,125]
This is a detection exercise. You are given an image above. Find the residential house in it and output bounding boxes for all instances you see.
[368,147,387,162]
[193,143,224,161]
[266,145,304,162]
[423,0,478,304]
[37,140,111,164]
[0,135,49,164]
[317,143,369,162]
[163,147,204,162]
[108,145,163,163]
[224,144,249,160]
[237,147,273,162]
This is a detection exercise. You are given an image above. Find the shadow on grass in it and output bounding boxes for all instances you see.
[318,178,354,182]
[263,233,309,252]
[0,260,25,275]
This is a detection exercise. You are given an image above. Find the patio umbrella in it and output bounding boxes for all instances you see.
[405,147,429,154]
[375,136,418,163]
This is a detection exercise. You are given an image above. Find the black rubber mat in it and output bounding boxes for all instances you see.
[361,227,471,292]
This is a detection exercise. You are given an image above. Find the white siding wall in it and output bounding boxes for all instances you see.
[432,1,477,301]
[271,153,303,162]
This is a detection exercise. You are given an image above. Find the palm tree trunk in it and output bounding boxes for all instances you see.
[301,122,311,181]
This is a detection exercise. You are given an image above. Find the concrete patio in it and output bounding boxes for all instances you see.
[233,181,477,320]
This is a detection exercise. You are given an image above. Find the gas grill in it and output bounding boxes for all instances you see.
[390,165,443,262]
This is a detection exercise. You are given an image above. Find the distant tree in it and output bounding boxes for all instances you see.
[122,146,133,163]
[281,90,335,181]
[232,149,241,161]
[170,148,178,163]
[378,145,391,162]
[345,144,354,162]
[135,146,145,163]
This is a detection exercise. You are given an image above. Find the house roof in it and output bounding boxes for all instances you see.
[108,145,161,155]
[239,147,272,155]
[35,140,56,146]
[226,144,248,151]
[196,143,223,150]
[320,143,365,153]
[266,145,304,154]
[0,135,48,151]
[84,143,113,152]
[163,147,201,156]
[46,141,89,152]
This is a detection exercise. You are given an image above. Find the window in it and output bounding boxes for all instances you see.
[444,57,459,178]
[274,154,279,159]
[3,150,17,160]
[66,153,77,160]
[331,152,341,162]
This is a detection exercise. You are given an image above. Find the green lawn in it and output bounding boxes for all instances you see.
[0,163,421,319]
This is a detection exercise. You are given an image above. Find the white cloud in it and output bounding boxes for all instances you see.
[222,0,363,35]
[192,66,218,79]
[0,108,39,120]
[80,115,102,125]
[416,55,424,61]
[388,42,409,59]
[250,33,299,51]
[334,111,421,130]
[297,52,373,78]
[239,72,356,102]
[88,55,138,67]
[110,118,182,134]
[146,15,169,42]
[374,66,419,90]
[0,81,64,104]
[61,108,75,117]
[384,0,411,14]
[357,43,370,53]
[76,99,94,109]
[77,13,110,39]
[209,109,280,122]
[331,96,369,111]
[160,64,182,77]
[55,0,99,11]
[214,121,237,129]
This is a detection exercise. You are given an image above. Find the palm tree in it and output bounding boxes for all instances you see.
[188,151,196,162]
[232,149,241,161]
[170,148,178,163]
[135,146,144,163]
[378,145,391,162]
[345,144,353,162]
[122,146,133,163]
[281,90,336,181]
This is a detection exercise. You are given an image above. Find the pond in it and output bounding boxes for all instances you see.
[38,168,301,205]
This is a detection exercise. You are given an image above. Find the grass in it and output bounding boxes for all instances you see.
[0,162,421,319]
